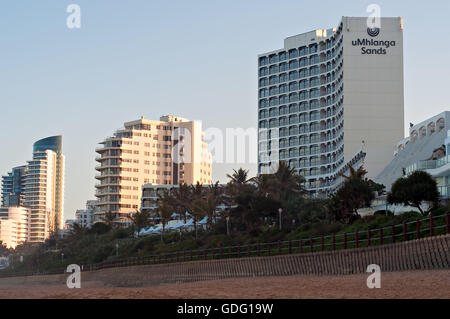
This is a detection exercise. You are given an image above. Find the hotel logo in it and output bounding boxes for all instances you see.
[367,27,380,37]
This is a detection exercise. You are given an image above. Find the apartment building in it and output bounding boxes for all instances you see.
[23,136,65,242]
[0,136,65,244]
[75,200,97,228]
[0,207,30,249]
[1,166,27,207]
[95,116,212,224]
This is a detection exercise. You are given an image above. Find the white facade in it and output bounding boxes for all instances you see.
[74,200,97,228]
[23,149,65,243]
[258,17,404,197]
[0,207,30,249]
[20,136,66,243]
[377,111,450,191]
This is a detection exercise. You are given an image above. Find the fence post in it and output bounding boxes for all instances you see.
[391,225,395,244]
[447,213,450,234]
[344,233,347,249]
[332,234,336,251]
[288,240,292,255]
[278,241,281,255]
[416,219,421,239]
[310,237,313,253]
[429,215,434,237]
[403,222,407,241]
[380,228,383,246]
[368,230,371,247]
[356,231,359,248]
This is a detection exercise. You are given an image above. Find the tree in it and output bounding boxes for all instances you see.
[157,190,175,237]
[171,183,192,223]
[188,183,207,238]
[127,210,150,238]
[226,168,250,186]
[101,211,119,229]
[191,183,222,230]
[294,198,329,224]
[329,166,377,224]
[387,171,440,216]
[69,223,87,238]
[271,161,307,205]
[0,241,10,257]
[251,174,273,198]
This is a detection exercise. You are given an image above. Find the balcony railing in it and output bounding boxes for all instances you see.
[406,155,450,175]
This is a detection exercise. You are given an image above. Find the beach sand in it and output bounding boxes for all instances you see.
[0,269,448,299]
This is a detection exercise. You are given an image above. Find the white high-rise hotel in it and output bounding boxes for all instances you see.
[258,17,404,197]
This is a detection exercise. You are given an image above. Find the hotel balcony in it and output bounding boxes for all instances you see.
[405,155,450,176]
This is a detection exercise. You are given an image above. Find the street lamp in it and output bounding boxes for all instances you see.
[115,243,119,257]
[278,208,283,231]
[61,253,64,263]
[226,216,230,236]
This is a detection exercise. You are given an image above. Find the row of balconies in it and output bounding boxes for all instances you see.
[259,59,344,90]
[261,34,343,66]
[259,44,343,75]
[259,85,344,110]
[258,58,344,86]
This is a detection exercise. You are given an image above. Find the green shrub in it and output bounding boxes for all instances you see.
[88,223,111,235]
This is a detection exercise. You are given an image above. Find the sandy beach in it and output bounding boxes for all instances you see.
[0,270,448,299]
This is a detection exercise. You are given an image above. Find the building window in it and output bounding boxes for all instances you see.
[289,49,298,59]
[259,56,268,66]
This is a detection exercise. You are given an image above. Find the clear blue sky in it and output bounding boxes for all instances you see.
[0,0,449,220]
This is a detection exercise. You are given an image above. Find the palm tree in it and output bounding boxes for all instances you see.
[171,183,192,223]
[226,168,252,203]
[69,223,86,237]
[188,183,207,238]
[191,184,222,230]
[158,200,174,237]
[227,168,250,186]
[127,209,150,238]
[341,166,368,181]
[101,210,118,229]
[208,182,223,223]
[251,174,273,198]
[331,165,376,223]
[271,161,306,204]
